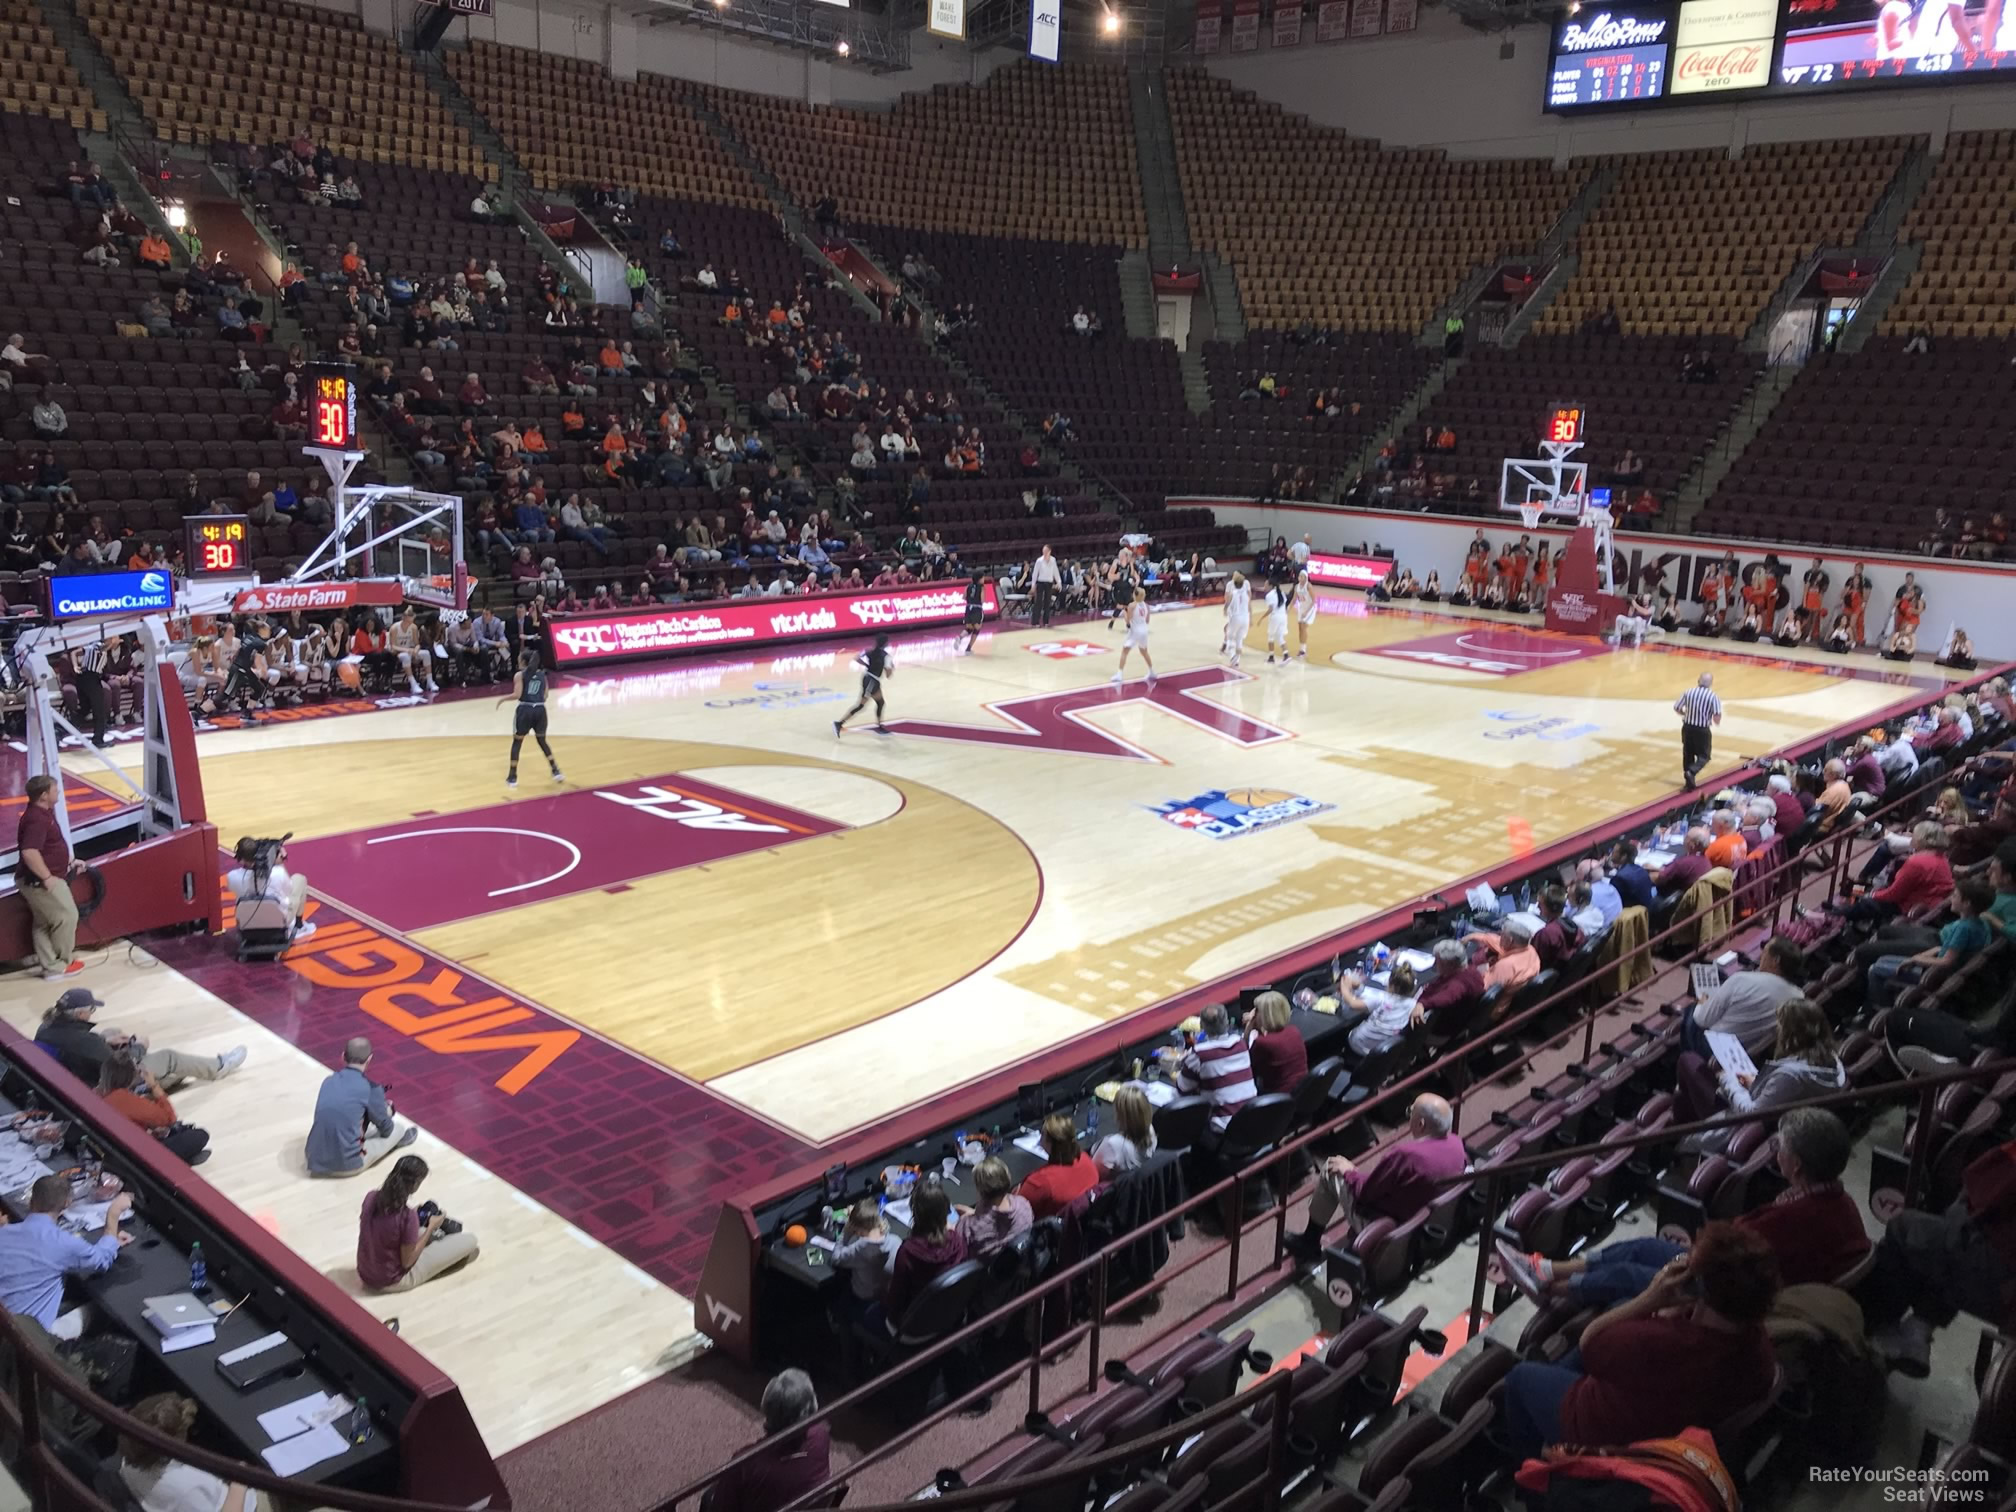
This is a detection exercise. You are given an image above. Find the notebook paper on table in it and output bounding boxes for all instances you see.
[260,1423,347,1476]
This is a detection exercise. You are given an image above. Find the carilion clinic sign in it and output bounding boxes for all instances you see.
[48,568,175,621]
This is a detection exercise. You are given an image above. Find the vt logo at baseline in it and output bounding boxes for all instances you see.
[881,666,1293,763]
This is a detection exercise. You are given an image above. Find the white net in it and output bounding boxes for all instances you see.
[1517,503,1546,530]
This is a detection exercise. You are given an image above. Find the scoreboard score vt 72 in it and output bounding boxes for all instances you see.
[307,363,359,453]
[185,514,252,577]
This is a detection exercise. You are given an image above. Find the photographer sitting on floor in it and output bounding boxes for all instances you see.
[96,1050,210,1164]
[357,1154,479,1292]
[225,835,315,944]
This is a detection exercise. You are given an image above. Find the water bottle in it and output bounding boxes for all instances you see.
[349,1395,373,1445]
[1370,942,1392,973]
[188,1242,208,1294]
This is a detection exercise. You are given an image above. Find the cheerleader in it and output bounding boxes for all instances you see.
[1799,559,1829,641]
[1419,569,1442,604]
[1531,542,1553,601]
[1841,563,1872,646]
[1111,588,1156,685]
[1262,578,1291,663]
[1823,612,1855,654]
[1292,570,1317,659]
[1222,570,1251,667]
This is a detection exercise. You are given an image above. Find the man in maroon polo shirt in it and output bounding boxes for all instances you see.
[709,1370,830,1512]
[15,775,84,980]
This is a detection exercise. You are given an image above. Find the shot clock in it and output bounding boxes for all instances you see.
[185,515,252,577]
[1544,404,1586,447]
[306,363,359,453]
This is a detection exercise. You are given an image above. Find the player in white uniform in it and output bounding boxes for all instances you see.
[1222,571,1251,667]
[1110,588,1156,685]
[1263,580,1291,664]
[1292,571,1317,660]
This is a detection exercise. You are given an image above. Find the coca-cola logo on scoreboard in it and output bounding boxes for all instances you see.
[1670,0,1774,92]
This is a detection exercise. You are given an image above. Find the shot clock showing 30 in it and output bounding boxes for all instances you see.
[1546,405,1587,446]
[307,364,359,453]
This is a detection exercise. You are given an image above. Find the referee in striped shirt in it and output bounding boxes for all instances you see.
[1674,672,1722,790]
[69,639,110,748]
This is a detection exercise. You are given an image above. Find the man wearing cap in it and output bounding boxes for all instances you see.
[15,774,83,980]
[306,1037,416,1177]
[33,988,246,1090]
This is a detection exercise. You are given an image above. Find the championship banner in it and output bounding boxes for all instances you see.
[1195,6,1225,52]
[1384,0,1418,31]
[1348,0,1384,36]
[1316,0,1353,39]
[1231,0,1262,50]
[551,581,1000,667]
[928,0,966,36]
[1273,0,1305,45]
[414,0,493,14]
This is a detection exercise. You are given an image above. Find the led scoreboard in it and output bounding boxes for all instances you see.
[1545,404,1587,446]
[307,363,359,452]
[185,514,252,577]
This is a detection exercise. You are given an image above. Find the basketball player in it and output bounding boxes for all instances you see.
[1291,570,1317,660]
[211,617,272,720]
[835,633,893,734]
[1262,578,1290,664]
[498,649,562,787]
[956,573,986,655]
[1111,588,1155,685]
[1106,546,1138,628]
[1222,570,1251,667]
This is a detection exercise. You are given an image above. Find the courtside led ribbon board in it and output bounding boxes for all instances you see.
[49,568,174,621]
[928,0,966,38]
[1030,0,1061,60]
[550,581,1001,666]
[1304,552,1390,590]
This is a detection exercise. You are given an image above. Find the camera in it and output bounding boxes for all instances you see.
[416,1200,462,1238]
[236,833,293,895]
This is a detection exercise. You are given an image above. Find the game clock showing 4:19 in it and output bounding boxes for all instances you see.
[186,515,252,577]
[307,363,359,453]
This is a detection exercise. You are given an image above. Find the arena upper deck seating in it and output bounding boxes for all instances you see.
[78,0,479,175]
[0,0,101,131]
[1165,69,1582,333]
[1538,139,1912,338]
[1887,130,2016,340]
[447,43,762,208]
[708,63,1145,245]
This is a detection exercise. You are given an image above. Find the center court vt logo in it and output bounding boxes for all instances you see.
[878,667,1291,763]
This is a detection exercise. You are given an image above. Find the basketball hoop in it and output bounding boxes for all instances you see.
[1517,503,1546,530]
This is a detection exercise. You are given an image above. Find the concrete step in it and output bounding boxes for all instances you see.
[1117,248,1157,341]
[34,0,141,131]
[1128,67,1193,270]
[1671,363,1801,528]
[1178,347,1212,415]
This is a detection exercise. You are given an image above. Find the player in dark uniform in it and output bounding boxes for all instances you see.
[497,649,562,787]
[215,617,272,721]
[834,634,893,735]
[956,574,986,655]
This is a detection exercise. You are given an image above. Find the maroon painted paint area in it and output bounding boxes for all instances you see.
[286,774,844,933]
[879,666,1292,761]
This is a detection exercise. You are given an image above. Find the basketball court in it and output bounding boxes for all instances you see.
[21,586,1955,1454]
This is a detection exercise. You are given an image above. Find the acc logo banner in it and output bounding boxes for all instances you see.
[1153,787,1333,840]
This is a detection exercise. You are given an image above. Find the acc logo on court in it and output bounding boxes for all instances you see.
[1027,640,1109,659]
[1152,788,1333,841]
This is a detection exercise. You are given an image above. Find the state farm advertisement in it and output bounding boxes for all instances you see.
[233,580,406,614]
[1305,551,1390,590]
[550,581,1000,666]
